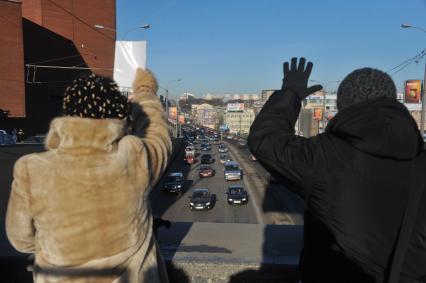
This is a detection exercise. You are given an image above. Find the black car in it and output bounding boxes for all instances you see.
[201,154,215,164]
[162,172,184,193]
[226,185,248,205]
[200,143,211,151]
[189,188,215,210]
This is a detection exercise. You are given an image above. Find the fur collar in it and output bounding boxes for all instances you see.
[45,116,127,153]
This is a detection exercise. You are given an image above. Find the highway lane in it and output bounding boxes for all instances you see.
[150,142,258,224]
[223,138,305,225]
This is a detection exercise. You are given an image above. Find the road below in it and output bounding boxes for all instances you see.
[151,138,305,225]
[150,142,259,224]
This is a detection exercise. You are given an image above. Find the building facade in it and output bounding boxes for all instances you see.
[0,0,116,135]
[224,109,255,135]
[261,89,276,103]
[192,103,218,129]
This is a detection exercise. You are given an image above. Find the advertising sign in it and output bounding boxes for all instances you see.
[313,108,323,121]
[169,106,177,121]
[325,111,338,121]
[404,80,422,104]
[113,41,147,90]
[178,115,185,125]
[227,103,245,112]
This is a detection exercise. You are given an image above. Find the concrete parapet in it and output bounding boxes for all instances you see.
[158,222,303,283]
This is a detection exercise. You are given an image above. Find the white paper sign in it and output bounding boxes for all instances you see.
[113,41,146,90]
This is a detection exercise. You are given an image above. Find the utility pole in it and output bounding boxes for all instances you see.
[400,23,426,136]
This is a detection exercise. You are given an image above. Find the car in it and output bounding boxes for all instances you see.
[22,135,46,144]
[219,154,232,164]
[249,154,257,161]
[201,154,215,164]
[226,135,233,140]
[218,145,228,153]
[199,165,215,178]
[0,130,15,145]
[213,139,221,145]
[238,140,247,148]
[189,188,215,210]
[163,172,185,193]
[226,185,248,205]
[201,143,211,151]
[185,146,195,156]
[224,161,243,181]
[184,154,196,164]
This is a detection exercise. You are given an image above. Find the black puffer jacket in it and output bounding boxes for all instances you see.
[248,89,426,283]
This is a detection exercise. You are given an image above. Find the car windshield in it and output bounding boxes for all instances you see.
[225,164,239,171]
[200,166,210,171]
[202,155,211,158]
[229,187,243,194]
[165,176,182,182]
[193,191,209,198]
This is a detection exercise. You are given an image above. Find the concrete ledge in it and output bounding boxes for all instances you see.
[158,222,303,283]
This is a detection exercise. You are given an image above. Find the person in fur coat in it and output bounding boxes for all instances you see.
[6,68,171,283]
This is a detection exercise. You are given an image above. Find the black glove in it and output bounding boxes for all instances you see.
[282,57,322,100]
[128,102,149,138]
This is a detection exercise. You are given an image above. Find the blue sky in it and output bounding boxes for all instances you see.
[117,0,426,98]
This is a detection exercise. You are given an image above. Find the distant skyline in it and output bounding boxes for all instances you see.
[117,0,426,98]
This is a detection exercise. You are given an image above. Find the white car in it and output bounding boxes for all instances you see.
[224,161,243,181]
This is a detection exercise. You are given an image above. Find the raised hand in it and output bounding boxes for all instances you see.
[282,57,322,99]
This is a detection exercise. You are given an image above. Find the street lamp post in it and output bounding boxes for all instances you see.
[401,23,426,136]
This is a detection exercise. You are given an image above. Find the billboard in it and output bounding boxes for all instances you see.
[178,115,185,125]
[169,106,177,121]
[227,103,245,112]
[113,41,147,90]
[404,80,422,104]
[313,108,323,121]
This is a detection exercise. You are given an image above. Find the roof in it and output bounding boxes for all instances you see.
[169,172,183,177]
[228,184,243,189]
[224,161,239,166]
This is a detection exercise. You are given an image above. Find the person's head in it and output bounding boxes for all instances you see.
[63,73,128,119]
[336,68,397,111]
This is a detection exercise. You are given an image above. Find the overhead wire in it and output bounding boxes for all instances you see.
[386,49,426,76]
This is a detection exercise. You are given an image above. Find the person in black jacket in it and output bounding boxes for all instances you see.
[248,57,426,283]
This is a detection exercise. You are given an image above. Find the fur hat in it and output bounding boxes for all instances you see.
[337,68,397,110]
[63,73,128,119]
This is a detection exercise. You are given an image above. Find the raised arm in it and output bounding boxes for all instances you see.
[128,68,172,185]
[248,58,323,199]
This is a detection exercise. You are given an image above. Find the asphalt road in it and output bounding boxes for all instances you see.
[224,138,305,225]
[150,142,259,224]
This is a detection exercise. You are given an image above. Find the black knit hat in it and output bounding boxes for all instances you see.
[63,73,128,119]
[337,68,397,110]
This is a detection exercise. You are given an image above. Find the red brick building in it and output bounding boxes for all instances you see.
[0,0,116,135]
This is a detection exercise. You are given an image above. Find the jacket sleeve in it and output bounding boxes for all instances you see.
[248,89,323,199]
[129,69,172,186]
[6,156,36,253]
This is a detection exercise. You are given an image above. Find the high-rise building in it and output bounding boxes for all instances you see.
[261,89,276,103]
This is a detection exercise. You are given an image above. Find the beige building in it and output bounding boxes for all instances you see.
[224,109,255,135]
[192,103,219,129]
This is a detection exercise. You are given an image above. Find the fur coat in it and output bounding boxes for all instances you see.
[6,69,171,283]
